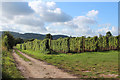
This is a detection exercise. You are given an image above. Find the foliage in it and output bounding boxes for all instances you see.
[50,37,69,53]
[15,38,24,46]
[69,37,84,52]
[106,31,112,37]
[99,34,103,38]
[85,36,99,52]
[16,31,119,54]
[119,35,120,50]
[2,49,23,78]
[108,36,118,50]
[39,39,50,54]
[2,31,15,50]
[2,32,23,78]
[24,38,35,42]
[45,33,53,40]
[17,39,51,54]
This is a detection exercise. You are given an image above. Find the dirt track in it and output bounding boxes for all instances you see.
[12,50,77,78]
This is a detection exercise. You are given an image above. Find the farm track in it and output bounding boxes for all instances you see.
[12,49,77,78]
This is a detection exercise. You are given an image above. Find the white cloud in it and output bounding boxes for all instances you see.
[28,1,72,22]
[46,11,97,36]
[46,9,117,37]
[14,15,44,28]
[111,26,118,35]
[98,23,111,27]
[2,2,34,19]
[0,13,46,33]
[47,15,97,28]
[119,26,120,35]
[86,10,99,18]
[0,22,47,34]
[72,16,97,25]
[97,27,109,34]
[1,1,72,34]
[96,26,118,36]
[1,2,46,33]
[1,2,98,36]
[1,2,117,37]
[46,1,56,8]
[46,26,74,36]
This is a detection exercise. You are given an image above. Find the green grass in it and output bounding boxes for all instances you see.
[15,49,30,62]
[2,49,24,78]
[19,49,118,78]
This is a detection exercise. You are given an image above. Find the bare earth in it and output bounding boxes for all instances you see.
[12,50,77,78]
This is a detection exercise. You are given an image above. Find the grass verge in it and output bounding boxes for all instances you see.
[2,49,23,78]
[18,49,118,78]
[15,49,30,62]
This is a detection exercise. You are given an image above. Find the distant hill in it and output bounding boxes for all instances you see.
[0,31,68,40]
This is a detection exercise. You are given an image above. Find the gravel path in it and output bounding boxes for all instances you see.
[12,50,77,78]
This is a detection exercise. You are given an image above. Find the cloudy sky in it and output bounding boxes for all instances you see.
[0,1,118,37]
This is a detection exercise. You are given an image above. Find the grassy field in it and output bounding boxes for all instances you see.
[15,49,30,62]
[2,49,23,78]
[19,49,118,78]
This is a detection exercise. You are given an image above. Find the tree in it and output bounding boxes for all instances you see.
[106,31,112,50]
[106,31,112,37]
[45,33,53,40]
[118,35,120,50]
[69,36,72,38]
[3,35,9,49]
[15,38,24,45]
[87,36,91,38]
[99,34,102,38]
[2,31,15,50]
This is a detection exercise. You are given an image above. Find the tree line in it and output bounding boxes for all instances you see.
[2,32,24,50]
[16,31,120,54]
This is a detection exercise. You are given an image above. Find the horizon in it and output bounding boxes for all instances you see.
[0,1,118,37]
[1,30,118,38]
[1,30,69,36]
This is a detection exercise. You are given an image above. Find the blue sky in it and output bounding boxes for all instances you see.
[50,2,118,36]
[56,2,118,26]
[0,1,118,37]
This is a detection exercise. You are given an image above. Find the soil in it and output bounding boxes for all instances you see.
[12,50,77,78]
[100,74,118,78]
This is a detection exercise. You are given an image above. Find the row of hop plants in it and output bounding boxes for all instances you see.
[85,36,98,52]
[16,39,51,54]
[69,37,84,53]
[16,35,119,54]
[50,37,69,53]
